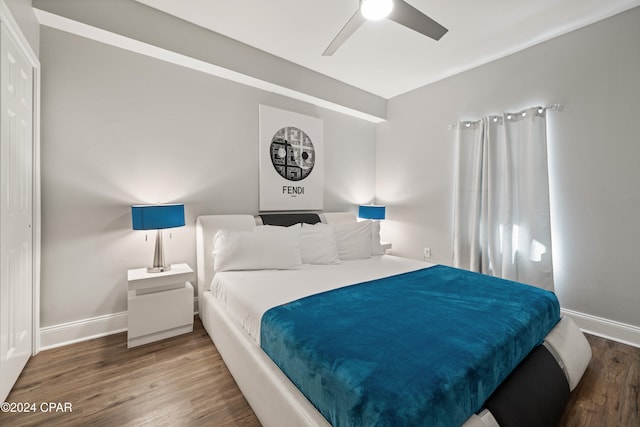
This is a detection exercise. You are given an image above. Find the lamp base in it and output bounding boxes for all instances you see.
[147,229,171,274]
[146,265,172,273]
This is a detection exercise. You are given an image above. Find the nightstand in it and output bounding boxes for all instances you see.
[127,263,194,348]
[381,241,392,254]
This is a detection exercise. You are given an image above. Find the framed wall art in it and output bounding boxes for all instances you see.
[259,105,323,211]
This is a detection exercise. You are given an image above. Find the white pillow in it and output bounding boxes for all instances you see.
[213,224,302,271]
[334,220,372,260]
[370,220,384,255]
[300,223,340,265]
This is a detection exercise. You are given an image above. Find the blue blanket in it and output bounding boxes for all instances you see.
[260,265,560,427]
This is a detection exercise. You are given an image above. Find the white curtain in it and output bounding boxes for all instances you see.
[453,106,554,291]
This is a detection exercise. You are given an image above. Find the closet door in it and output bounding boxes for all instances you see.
[0,22,33,401]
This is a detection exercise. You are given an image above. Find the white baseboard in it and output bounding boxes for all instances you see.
[561,308,640,349]
[40,311,128,351]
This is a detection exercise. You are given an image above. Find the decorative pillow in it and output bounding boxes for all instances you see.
[300,223,340,265]
[213,224,302,271]
[370,220,384,255]
[334,220,372,260]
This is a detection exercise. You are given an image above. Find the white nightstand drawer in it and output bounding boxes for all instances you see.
[127,282,193,348]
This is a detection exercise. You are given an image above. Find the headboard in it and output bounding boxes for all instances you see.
[195,212,357,313]
[256,213,322,227]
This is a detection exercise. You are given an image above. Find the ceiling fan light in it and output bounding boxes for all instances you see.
[361,0,394,21]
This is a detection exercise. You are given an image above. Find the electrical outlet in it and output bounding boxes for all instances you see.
[423,248,431,259]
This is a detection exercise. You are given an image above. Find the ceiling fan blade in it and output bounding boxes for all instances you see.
[388,0,448,41]
[323,9,366,56]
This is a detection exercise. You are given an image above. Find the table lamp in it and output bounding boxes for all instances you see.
[131,203,185,273]
[358,204,386,220]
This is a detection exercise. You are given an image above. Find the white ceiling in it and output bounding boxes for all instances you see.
[136,0,639,99]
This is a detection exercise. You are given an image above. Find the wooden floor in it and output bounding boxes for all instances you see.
[558,333,640,427]
[2,317,638,427]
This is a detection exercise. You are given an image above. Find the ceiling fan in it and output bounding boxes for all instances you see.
[323,0,448,56]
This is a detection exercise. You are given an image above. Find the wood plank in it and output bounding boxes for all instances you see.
[1,318,638,426]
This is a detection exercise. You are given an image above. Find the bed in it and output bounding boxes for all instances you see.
[195,212,592,427]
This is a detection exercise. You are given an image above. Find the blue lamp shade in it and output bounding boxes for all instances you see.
[358,204,386,220]
[131,203,185,273]
[132,204,185,230]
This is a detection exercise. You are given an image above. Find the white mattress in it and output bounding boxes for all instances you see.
[209,255,432,343]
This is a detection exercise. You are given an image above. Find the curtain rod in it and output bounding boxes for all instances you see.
[448,104,564,130]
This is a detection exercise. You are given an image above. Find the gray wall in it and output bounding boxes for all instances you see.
[39,4,640,332]
[376,7,640,328]
[40,27,376,327]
